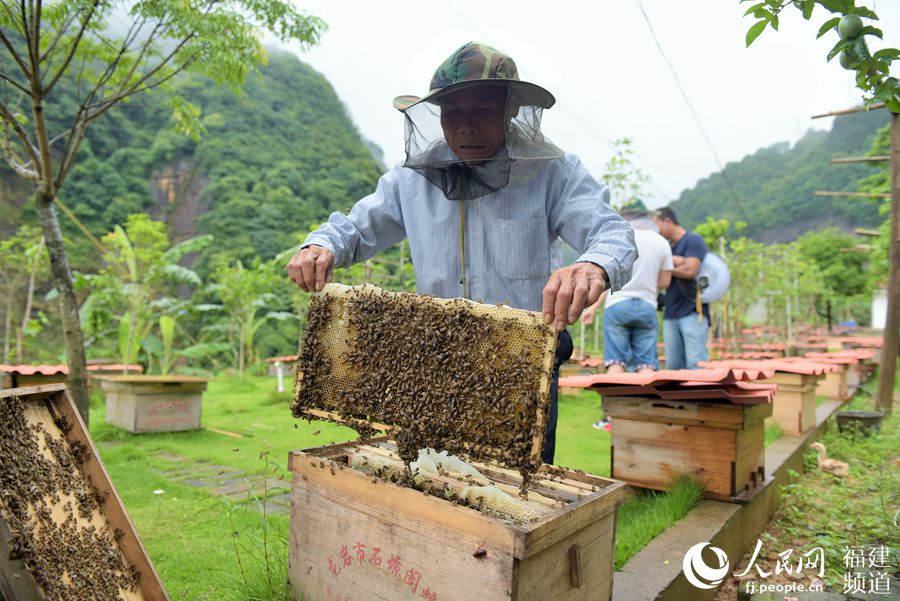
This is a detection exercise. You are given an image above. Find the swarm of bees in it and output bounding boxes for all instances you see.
[292,284,557,491]
[0,394,140,600]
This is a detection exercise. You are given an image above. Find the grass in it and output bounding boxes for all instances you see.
[555,387,610,476]
[733,370,900,593]
[614,477,706,568]
[87,374,720,598]
[764,421,783,447]
[88,374,353,601]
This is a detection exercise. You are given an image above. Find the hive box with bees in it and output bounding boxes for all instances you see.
[288,284,626,601]
[0,384,168,601]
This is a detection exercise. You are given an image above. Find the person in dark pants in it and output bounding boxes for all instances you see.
[288,42,636,464]
[542,329,574,463]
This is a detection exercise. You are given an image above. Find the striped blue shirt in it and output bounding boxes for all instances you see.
[303,154,637,312]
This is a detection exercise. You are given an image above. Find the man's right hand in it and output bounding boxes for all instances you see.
[287,245,334,292]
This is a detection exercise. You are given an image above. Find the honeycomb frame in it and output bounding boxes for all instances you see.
[292,283,558,481]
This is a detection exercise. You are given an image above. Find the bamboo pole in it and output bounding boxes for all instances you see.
[811,103,885,119]
[814,191,891,198]
[830,156,890,164]
[876,112,899,414]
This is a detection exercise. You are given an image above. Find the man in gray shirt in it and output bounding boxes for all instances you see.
[288,41,636,463]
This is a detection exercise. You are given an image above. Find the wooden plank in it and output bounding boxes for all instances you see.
[289,472,516,601]
[302,408,397,433]
[514,481,626,560]
[514,511,616,601]
[601,396,745,430]
[610,418,736,498]
[0,517,44,601]
[734,421,766,496]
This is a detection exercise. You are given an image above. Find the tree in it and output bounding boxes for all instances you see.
[81,213,211,370]
[0,223,45,362]
[742,0,898,413]
[742,1,898,111]
[208,259,294,380]
[0,1,325,422]
[603,138,651,211]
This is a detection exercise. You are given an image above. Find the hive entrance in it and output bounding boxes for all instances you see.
[292,284,558,484]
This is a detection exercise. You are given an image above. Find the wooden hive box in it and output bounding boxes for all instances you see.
[289,284,628,600]
[815,365,848,401]
[0,384,168,600]
[288,438,626,601]
[762,372,821,435]
[99,375,208,433]
[601,396,772,502]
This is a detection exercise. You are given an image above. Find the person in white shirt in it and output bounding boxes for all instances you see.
[583,210,673,374]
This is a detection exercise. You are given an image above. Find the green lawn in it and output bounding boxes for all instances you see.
[89,375,690,599]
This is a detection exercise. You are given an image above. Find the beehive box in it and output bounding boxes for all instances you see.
[815,365,849,401]
[602,396,772,501]
[290,284,627,600]
[99,375,208,433]
[763,372,821,435]
[288,438,626,601]
[0,384,168,600]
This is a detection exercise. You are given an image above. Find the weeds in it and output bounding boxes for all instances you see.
[227,448,292,601]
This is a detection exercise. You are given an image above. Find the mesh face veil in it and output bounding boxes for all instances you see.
[394,43,565,200]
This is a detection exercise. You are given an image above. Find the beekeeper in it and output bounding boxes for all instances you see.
[287,41,637,463]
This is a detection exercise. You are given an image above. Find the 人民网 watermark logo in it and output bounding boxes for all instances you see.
[682,542,730,590]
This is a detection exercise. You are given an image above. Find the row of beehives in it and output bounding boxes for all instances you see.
[0,284,881,601]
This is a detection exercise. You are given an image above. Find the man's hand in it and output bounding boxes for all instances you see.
[287,245,334,292]
[542,262,608,332]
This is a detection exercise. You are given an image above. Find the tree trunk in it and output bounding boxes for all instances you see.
[35,192,90,424]
[15,258,38,360]
[3,295,11,363]
[876,112,899,414]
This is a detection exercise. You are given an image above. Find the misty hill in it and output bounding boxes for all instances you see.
[670,109,889,243]
[0,50,383,272]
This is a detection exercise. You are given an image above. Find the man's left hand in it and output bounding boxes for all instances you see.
[542,262,609,332]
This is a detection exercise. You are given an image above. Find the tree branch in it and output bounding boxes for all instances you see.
[86,33,197,116]
[0,70,30,94]
[54,113,85,189]
[0,100,40,168]
[42,1,100,95]
[0,27,33,79]
[39,8,78,63]
[1,122,37,180]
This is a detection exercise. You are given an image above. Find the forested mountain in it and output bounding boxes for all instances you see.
[0,50,383,273]
[670,109,889,243]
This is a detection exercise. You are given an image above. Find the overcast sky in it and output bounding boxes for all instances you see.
[273,1,897,209]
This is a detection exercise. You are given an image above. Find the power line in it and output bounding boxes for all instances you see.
[634,0,750,220]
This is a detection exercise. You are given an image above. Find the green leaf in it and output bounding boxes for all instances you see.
[743,2,766,16]
[800,0,815,19]
[873,48,900,60]
[817,17,841,39]
[770,14,779,31]
[161,264,202,286]
[858,25,883,39]
[850,6,878,19]
[746,20,769,47]
[884,97,900,113]
[827,38,850,62]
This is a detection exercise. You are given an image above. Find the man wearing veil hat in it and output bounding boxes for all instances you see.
[288,41,637,463]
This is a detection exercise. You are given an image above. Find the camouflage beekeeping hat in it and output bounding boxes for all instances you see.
[393,41,555,111]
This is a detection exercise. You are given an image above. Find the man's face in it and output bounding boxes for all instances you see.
[439,85,508,161]
[652,216,673,240]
